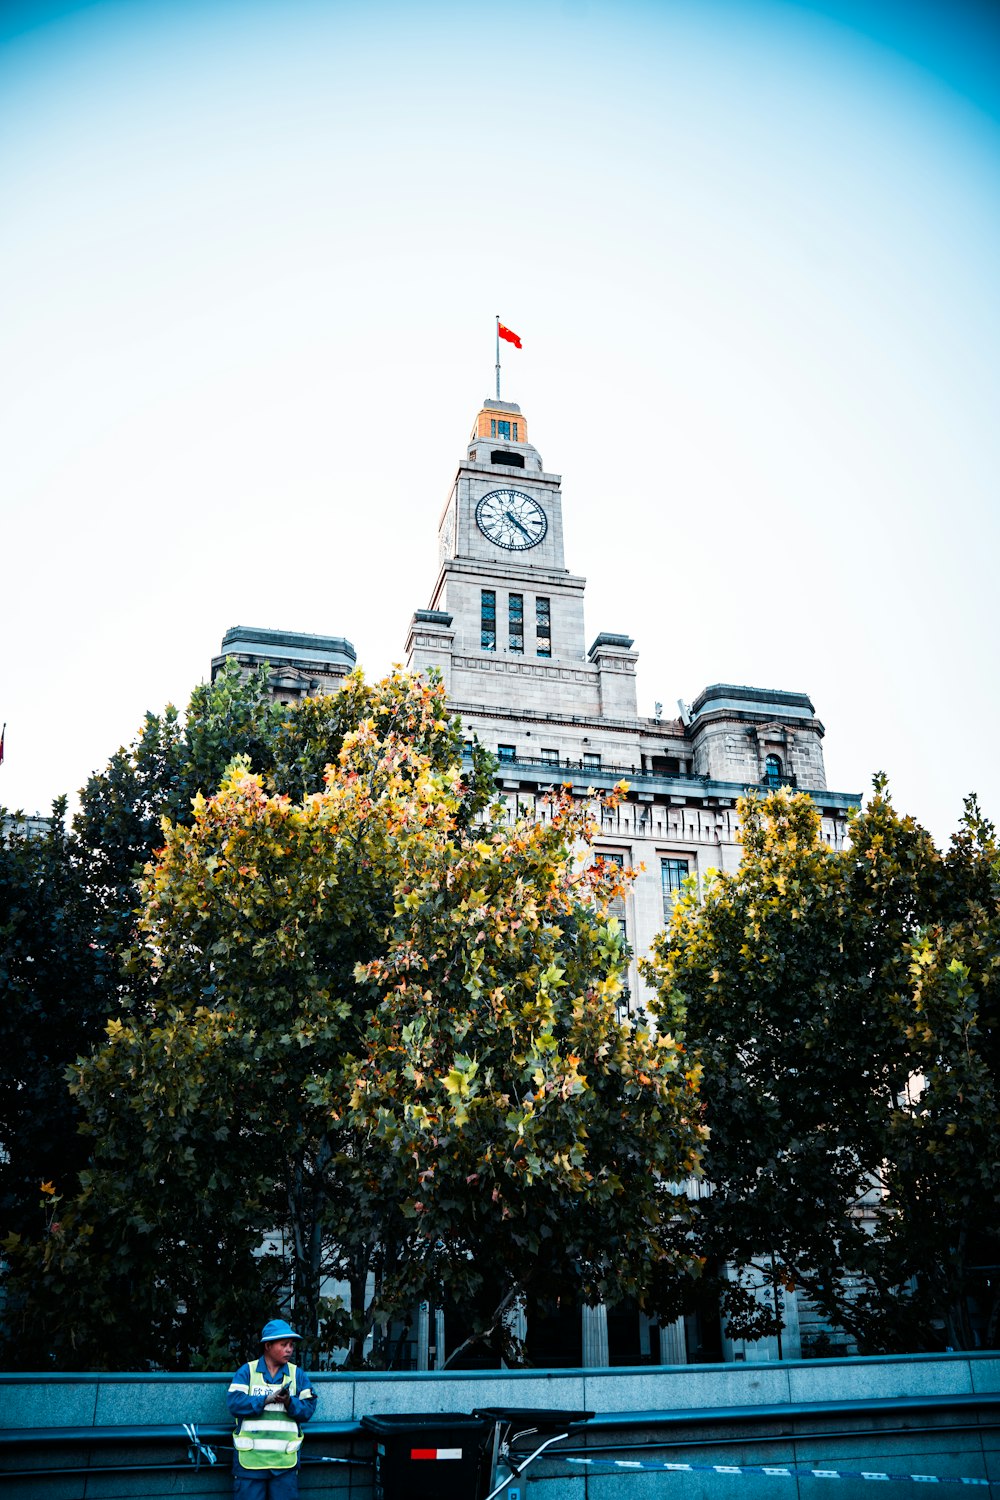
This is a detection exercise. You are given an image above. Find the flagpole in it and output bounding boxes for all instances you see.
[495,314,501,400]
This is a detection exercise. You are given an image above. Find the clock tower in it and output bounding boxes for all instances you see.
[407,397,638,721]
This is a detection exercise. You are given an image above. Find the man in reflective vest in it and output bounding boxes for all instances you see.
[227,1319,318,1498]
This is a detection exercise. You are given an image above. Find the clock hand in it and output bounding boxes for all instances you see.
[505,511,533,541]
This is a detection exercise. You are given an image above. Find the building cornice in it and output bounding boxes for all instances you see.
[218,627,356,665]
[456,461,563,487]
[434,556,585,589]
[693,707,827,738]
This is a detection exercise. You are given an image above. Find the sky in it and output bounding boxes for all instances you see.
[2,0,998,845]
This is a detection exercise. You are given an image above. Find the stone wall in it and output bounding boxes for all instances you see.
[3,1353,997,1498]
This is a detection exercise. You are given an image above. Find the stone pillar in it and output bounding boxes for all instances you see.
[658,1316,687,1366]
[405,609,455,692]
[416,1301,430,1372]
[587,632,638,719]
[779,1284,803,1361]
[581,1303,609,1367]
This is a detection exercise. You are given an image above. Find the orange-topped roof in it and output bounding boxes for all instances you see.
[470,399,527,444]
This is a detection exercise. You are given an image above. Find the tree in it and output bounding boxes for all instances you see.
[70,658,496,980]
[641,781,1000,1353]
[0,671,248,1250]
[0,804,111,1239]
[0,663,294,1253]
[71,661,290,978]
[3,659,483,1251]
[348,785,706,1366]
[5,671,706,1369]
[877,796,1000,1350]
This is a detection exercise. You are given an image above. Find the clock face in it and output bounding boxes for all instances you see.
[475,489,548,551]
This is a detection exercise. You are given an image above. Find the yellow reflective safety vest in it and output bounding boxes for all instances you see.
[232,1359,304,1470]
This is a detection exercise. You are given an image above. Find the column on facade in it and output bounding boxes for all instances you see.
[657,1316,687,1366]
[779,1283,803,1360]
[416,1301,430,1371]
[405,609,455,694]
[434,1307,446,1370]
[581,1303,609,1367]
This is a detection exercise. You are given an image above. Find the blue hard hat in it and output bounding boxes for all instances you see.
[260,1319,302,1343]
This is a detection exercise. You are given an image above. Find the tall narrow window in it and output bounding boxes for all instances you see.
[512,421,519,440]
[481,589,496,652]
[661,857,689,919]
[536,596,552,657]
[597,850,628,944]
[509,592,524,653]
[490,419,497,437]
[764,754,783,788]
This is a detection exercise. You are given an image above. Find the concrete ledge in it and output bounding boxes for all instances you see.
[2,1356,997,1499]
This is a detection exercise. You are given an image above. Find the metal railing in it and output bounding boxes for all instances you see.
[480,753,805,799]
[491,751,653,777]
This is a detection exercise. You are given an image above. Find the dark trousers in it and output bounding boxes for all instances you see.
[232,1466,300,1499]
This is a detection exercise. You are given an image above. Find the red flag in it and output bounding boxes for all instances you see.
[498,323,522,349]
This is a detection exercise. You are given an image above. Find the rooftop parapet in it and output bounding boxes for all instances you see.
[219,626,357,668]
[691,683,817,722]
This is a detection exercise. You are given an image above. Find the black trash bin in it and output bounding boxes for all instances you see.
[361,1411,496,1500]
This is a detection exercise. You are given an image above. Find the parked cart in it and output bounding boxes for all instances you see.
[360,1406,593,1500]
[475,1408,595,1500]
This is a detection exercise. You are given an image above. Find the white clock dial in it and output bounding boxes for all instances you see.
[475,489,548,551]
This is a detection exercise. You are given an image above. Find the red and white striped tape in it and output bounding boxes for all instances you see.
[566,1456,991,1486]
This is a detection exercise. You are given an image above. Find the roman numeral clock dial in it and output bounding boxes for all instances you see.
[475,489,548,551]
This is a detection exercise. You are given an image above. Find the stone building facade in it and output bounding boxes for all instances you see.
[214,394,862,1367]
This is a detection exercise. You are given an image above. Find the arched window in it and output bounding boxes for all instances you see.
[764,754,783,788]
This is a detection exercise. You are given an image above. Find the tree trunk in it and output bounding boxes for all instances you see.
[346,1249,373,1367]
[442,1286,521,1370]
[942,1234,975,1351]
